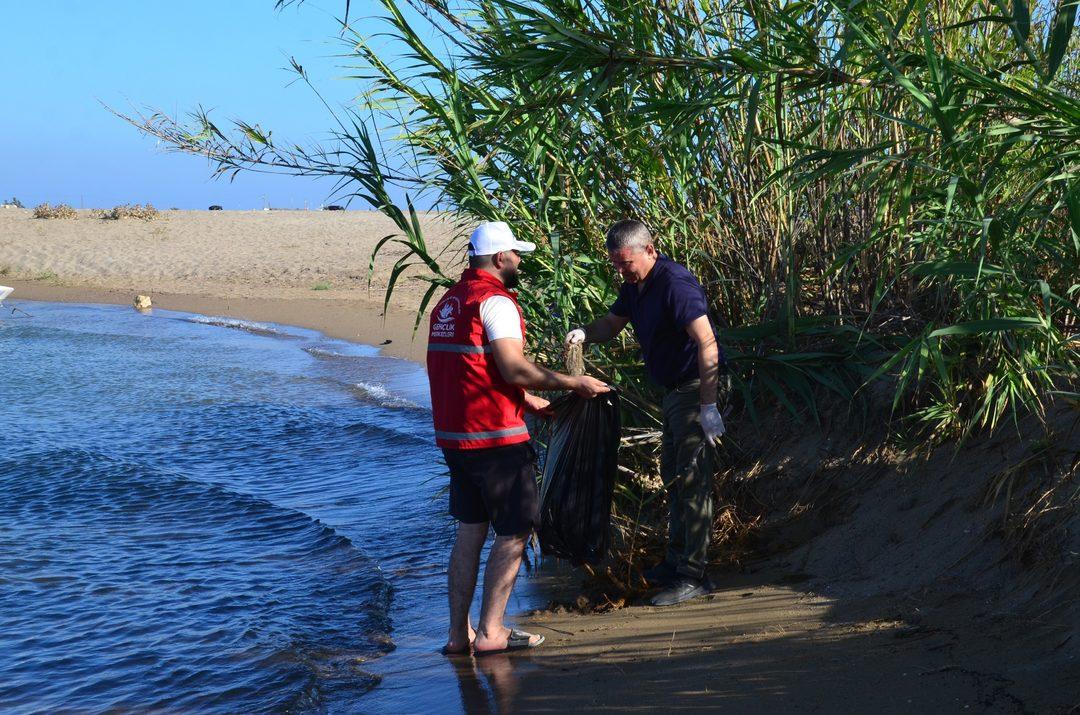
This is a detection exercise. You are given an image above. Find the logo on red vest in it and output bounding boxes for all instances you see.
[431,296,460,338]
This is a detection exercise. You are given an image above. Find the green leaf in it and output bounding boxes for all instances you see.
[1066,182,1080,253]
[1046,0,1080,81]
[744,79,760,166]
[929,318,1044,337]
[891,0,921,41]
[912,260,1006,278]
[994,0,1032,46]
[414,279,446,334]
[368,233,400,283]
[1014,0,1031,41]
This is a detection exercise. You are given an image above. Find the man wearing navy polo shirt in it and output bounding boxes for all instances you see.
[566,219,725,606]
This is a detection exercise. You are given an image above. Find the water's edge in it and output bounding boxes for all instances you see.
[1,280,431,364]
[1,298,562,714]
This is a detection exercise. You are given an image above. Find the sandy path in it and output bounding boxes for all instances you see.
[0,208,466,361]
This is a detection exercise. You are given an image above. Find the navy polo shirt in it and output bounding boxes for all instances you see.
[610,255,710,389]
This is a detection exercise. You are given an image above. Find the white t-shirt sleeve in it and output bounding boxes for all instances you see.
[479,295,523,341]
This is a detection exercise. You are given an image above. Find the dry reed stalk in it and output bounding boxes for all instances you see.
[565,342,585,376]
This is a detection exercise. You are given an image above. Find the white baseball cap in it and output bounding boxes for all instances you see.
[468,221,536,256]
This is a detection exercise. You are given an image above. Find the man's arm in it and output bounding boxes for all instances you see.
[569,312,630,345]
[686,314,726,444]
[522,390,554,417]
[489,338,610,397]
[685,315,719,406]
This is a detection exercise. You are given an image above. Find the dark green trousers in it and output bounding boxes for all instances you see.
[660,379,715,579]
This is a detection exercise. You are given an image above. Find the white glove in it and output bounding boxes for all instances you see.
[565,328,586,345]
[699,403,726,445]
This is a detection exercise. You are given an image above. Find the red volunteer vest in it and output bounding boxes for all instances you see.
[427,269,529,450]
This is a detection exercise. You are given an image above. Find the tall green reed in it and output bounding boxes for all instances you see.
[120,0,1080,441]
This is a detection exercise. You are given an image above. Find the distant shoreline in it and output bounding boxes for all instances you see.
[4,280,431,364]
[0,208,466,364]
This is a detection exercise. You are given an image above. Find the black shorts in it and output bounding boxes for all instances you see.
[443,441,539,536]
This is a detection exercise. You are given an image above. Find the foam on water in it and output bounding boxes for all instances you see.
[350,381,426,411]
[184,315,299,338]
[304,344,382,360]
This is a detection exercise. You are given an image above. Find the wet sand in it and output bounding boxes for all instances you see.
[451,562,1075,712]
[513,575,1034,712]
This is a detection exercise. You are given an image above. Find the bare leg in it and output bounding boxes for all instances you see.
[473,532,541,651]
[446,521,488,652]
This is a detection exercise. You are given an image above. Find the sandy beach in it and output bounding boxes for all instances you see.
[0,208,465,362]
[3,206,1076,712]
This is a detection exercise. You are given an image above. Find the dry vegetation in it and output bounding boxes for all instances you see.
[32,203,77,220]
[101,204,160,221]
[31,203,161,221]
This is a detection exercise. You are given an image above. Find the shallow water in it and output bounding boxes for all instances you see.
[0,301,552,713]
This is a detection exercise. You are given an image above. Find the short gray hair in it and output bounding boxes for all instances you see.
[605,220,652,252]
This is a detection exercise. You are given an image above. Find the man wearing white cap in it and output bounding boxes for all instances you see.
[428,221,609,656]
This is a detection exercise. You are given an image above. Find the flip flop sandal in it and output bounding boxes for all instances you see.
[474,629,544,656]
[440,644,473,656]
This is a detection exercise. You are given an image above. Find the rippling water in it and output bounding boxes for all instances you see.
[0,301,547,713]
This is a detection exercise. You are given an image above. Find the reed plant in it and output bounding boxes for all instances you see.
[120,0,1080,581]
[123,0,1079,438]
[435,0,1075,436]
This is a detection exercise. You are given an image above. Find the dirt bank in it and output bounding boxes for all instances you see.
[507,407,1079,712]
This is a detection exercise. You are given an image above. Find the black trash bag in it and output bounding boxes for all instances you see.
[537,390,620,564]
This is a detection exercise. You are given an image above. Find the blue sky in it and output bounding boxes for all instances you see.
[2,1,407,210]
